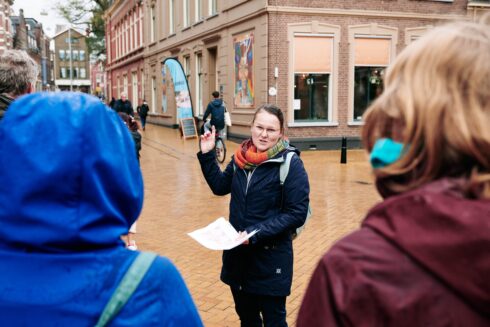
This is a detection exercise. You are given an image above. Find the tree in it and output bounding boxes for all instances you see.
[55,0,112,59]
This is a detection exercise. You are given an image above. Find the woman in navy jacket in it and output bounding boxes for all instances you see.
[198,104,310,326]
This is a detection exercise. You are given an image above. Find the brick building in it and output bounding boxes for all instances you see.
[119,0,488,148]
[0,0,12,54]
[53,27,91,92]
[10,9,53,91]
[105,0,145,108]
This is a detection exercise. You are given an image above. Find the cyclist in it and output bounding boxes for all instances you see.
[202,91,225,135]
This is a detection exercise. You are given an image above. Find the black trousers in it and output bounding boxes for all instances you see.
[231,287,288,327]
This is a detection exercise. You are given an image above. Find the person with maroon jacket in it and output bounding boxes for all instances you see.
[297,19,490,327]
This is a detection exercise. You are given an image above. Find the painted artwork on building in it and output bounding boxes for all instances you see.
[163,58,193,119]
[234,32,254,108]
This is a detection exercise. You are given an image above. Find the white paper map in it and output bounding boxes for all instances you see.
[188,217,259,250]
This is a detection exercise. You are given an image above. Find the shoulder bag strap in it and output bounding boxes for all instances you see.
[95,252,157,327]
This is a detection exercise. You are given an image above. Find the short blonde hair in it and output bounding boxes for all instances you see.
[362,19,490,198]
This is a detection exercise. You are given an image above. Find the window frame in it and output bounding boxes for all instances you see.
[347,24,398,125]
[287,23,341,127]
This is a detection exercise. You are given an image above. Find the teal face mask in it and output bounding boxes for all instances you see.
[369,138,404,169]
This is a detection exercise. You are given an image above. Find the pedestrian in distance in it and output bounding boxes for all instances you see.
[0,49,38,120]
[202,90,225,134]
[0,92,204,327]
[114,92,134,117]
[118,111,142,250]
[137,99,150,131]
[108,96,116,109]
[197,104,310,327]
[297,18,490,327]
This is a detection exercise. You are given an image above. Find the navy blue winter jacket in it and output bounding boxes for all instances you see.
[197,145,310,296]
[203,98,225,130]
[0,93,203,326]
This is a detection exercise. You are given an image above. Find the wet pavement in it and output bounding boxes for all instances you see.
[136,123,381,326]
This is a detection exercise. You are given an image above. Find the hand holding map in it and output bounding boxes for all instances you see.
[188,217,259,250]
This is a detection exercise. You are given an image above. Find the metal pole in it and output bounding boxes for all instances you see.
[340,136,347,164]
[68,26,73,91]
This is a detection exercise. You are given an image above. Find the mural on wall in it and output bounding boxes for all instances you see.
[162,58,193,119]
[234,31,254,108]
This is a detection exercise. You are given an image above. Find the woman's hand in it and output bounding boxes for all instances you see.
[238,231,250,245]
[200,125,216,154]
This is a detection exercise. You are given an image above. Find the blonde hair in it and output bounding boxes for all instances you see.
[362,19,490,198]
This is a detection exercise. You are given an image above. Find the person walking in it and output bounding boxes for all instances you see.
[137,99,150,130]
[197,104,310,327]
[202,91,225,134]
[0,92,203,326]
[114,92,134,117]
[297,19,490,327]
[118,111,142,250]
[0,49,38,120]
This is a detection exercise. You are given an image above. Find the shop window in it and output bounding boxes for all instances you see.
[353,38,390,121]
[196,53,203,116]
[293,35,332,122]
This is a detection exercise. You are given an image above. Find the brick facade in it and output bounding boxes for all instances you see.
[105,0,145,108]
[108,0,488,148]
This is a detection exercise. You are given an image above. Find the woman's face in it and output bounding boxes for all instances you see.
[251,110,283,152]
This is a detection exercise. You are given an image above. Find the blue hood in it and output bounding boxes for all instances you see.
[0,92,143,252]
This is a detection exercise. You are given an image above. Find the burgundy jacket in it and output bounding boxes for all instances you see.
[297,179,490,326]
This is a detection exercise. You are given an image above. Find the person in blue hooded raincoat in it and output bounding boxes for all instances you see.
[0,92,203,327]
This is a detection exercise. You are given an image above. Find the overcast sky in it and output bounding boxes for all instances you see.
[12,0,68,37]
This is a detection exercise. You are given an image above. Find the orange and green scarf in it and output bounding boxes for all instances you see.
[234,138,289,170]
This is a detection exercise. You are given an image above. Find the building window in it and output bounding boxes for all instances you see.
[150,6,156,42]
[132,71,138,106]
[72,50,79,61]
[79,50,85,61]
[59,50,65,60]
[196,53,203,116]
[209,0,217,15]
[73,68,78,78]
[141,69,145,101]
[293,35,332,122]
[184,55,191,79]
[184,0,190,27]
[169,0,175,34]
[80,68,86,78]
[195,0,202,21]
[60,67,67,78]
[123,74,128,96]
[353,38,390,121]
[151,76,156,113]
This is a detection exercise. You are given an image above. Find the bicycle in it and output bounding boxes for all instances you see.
[214,129,227,163]
[200,120,227,164]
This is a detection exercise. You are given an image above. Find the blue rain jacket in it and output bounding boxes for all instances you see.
[197,146,310,296]
[0,93,203,326]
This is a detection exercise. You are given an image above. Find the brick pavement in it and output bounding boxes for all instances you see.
[136,124,381,326]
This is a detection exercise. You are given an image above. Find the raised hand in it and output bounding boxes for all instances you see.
[200,125,216,154]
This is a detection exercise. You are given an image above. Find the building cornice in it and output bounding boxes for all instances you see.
[144,7,268,58]
[265,6,467,21]
[106,50,144,71]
